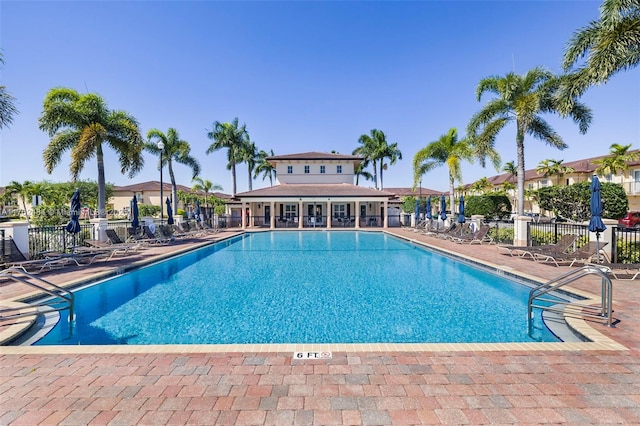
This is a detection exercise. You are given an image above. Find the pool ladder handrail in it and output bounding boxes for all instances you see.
[0,267,75,324]
[527,265,613,335]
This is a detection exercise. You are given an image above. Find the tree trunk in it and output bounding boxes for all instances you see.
[96,143,107,218]
[516,127,526,216]
[449,174,455,219]
[248,165,253,191]
[231,162,237,196]
[168,160,178,216]
[380,163,384,191]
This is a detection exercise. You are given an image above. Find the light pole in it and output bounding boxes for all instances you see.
[157,141,165,224]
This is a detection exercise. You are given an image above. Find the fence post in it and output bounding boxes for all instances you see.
[590,219,616,262]
[514,216,532,246]
[90,218,109,242]
[0,222,30,259]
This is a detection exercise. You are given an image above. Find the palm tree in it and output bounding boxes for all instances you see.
[413,128,475,215]
[145,128,200,215]
[467,67,592,216]
[470,177,492,195]
[560,0,640,108]
[594,143,639,176]
[240,138,258,191]
[503,160,517,183]
[353,131,380,189]
[0,53,18,129]
[206,118,249,196]
[192,177,223,209]
[254,149,276,186]
[354,162,373,186]
[379,140,402,191]
[536,159,575,186]
[4,180,34,225]
[39,88,144,218]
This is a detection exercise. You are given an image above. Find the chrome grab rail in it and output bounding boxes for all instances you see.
[528,265,613,336]
[0,268,74,324]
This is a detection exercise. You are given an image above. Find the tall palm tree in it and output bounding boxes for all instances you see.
[593,143,639,176]
[379,140,402,191]
[560,0,640,108]
[4,180,34,225]
[0,53,18,129]
[353,131,380,189]
[254,149,276,186]
[145,128,200,215]
[536,159,575,186]
[467,67,592,216]
[192,177,223,209]
[413,128,475,214]
[39,88,145,218]
[206,118,249,196]
[241,138,258,191]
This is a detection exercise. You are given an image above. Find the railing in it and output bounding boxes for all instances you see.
[527,265,613,337]
[612,226,640,263]
[27,223,94,257]
[528,222,591,247]
[0,268,75,330]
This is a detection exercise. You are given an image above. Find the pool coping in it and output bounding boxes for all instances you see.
[0,229,628,354]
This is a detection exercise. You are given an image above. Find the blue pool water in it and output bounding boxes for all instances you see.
[34,231,560,345]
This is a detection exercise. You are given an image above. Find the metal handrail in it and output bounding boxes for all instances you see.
[528,265,613,336]
[0,268,74,324]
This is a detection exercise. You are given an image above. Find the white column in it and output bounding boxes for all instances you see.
[298,200,303,229]
[90,218,110,243]
[355,201,361,228]
[383,200,388,228]
[0,222,29,259]
[514,216,531,246]
[591,219,616,262]
[270,201,276,229]
[327,200,332,229]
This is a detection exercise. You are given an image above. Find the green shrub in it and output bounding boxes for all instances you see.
[466,194,511,219]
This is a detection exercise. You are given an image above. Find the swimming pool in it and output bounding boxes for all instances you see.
[31,231,562,345]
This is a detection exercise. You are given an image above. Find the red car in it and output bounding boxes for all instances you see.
[618,211,640,228]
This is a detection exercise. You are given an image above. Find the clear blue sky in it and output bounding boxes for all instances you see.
[1,1,638,194]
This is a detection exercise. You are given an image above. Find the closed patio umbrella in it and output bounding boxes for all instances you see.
[457,196,465,223]
[426,196,432,220]
[195,199,201,223]
[440,195,447,221]
[130,195,139,230]
[65,189,81,247]
[588,175,606,263]
[165,197,174,225]
[414,199,420,223]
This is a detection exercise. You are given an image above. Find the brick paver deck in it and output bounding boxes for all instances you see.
[1,228,639,425]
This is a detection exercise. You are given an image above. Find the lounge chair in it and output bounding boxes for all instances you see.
[424,222,455,237]
[497,234,579,259]
[534,241,609,267]
[587,261,640,280]
[451,225,493,245]
[141,225,172,244]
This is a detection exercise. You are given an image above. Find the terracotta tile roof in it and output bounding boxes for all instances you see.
[384,187,445,197]
[113,181,232,199]
[266,151,362,162]
[461,149,640,189]
[236,183,395,198]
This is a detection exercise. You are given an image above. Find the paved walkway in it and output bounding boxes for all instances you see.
[1,228,639,425]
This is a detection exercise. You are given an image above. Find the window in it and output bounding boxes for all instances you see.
[320,165,325,174]
[604,174,612,182]
[287,166,293,174]
[285,204,297,218]
[334,204,346,217]
[539,179,549,188]
[337,165,342,174]
[304,165,310,174]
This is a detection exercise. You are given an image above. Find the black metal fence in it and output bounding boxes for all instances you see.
[612,226,640,263]
[528,222,591,247]
[27,223,94,257]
